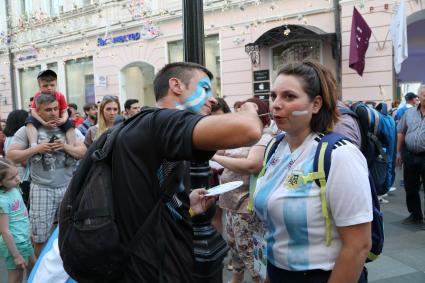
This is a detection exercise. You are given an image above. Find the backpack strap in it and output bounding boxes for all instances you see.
[300,133,347,246]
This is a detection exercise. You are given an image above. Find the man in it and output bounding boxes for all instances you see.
[397,85,425,225]
[68,103,84,127]
[124,99,141,118]
[78,102,97,136]
[112,62,262,282]
[395,92,419,122]
[7,94,87,256]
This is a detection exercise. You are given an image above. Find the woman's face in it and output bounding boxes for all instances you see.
[102,101,119,125]
[270,74,321,134]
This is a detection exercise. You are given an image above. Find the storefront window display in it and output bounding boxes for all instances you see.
[65,57,94,109]
[120,62,156,107]
[19,65,41,109]
[168,34,221,96]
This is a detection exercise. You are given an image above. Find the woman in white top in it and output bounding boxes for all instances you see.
[253,60,372,283]
[85,96,120,147]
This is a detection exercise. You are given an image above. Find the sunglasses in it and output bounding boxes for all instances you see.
[102,95,119,102]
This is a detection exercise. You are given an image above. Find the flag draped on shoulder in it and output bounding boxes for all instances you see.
[390,0,408,74]
[349,7,372,76]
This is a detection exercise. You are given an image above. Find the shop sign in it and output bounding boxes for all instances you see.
[253,70,269,81]
[253,82,270,94]
[18,54,37,61]
[97,32,141,46]
[254,94,269,101]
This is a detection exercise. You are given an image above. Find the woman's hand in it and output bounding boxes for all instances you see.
[189,188,218,216]
[13,254,26,269]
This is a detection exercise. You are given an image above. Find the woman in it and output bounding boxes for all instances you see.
[254,60,372,283]
[85,96,120,147]
[3,110,30,206]
[212,97,272,283]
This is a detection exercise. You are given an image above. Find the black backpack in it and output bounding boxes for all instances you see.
[58,111,181,282]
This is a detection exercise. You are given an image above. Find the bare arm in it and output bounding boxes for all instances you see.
[7,143,53,163]
[328,222,371,283]
[0,214,26,269]
[396,133,405,167]
[212,145,265,174]
[30,108,47,126]
[192,103,263,151]
[51,139,87,159]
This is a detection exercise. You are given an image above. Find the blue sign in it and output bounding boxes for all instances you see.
[97,32,141,46]
[18,54,37,61]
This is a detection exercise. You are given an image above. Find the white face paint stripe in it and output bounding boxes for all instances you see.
[292,110,309,116]
[183,89,207,108]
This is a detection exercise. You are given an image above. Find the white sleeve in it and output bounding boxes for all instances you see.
[326,143,373,227]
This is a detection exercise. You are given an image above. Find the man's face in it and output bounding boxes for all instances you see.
[86,106,98,120]
[37,101,60,122]
[38,79,57,94]
[126,103,141,117]
[178,70,217,115]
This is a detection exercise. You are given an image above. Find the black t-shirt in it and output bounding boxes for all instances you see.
[112,108,214,283]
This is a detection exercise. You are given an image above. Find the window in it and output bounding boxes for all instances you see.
[19,65,41,109]
[168,34,221,96]
[49,0,64,16]
[65,57,94,109]
[20,0,33,18]
[120,62,155,107]
[272,40,321,80]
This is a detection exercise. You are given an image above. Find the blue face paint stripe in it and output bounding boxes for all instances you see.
[179,77,212,113]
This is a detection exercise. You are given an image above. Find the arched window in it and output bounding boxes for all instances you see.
[120,62,155,107]
[272,40,321,80]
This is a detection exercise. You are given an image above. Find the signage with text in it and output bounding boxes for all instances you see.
[97,32,141,46]
[253,70,270,81]
[253,82,270,94]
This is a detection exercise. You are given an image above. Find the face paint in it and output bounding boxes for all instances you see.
[178,77,212,113]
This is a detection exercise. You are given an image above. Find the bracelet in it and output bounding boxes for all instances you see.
[189,208,195,218]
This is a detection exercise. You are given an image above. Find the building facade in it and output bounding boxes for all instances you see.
[0,0,424,118]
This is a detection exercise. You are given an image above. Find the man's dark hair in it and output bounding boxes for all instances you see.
[36,93,57,110]
[3,110,28,137]
[124,99,139,110]
[153,62,213,101]
[83,102,97,113]
[68,103,78,110]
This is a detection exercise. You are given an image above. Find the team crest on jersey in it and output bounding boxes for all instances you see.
[285,170,303,189]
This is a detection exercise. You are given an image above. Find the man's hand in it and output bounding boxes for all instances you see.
[35,143,54,154]
[240,101,258,113]
[396,153,403,167]
[13,254,26,269]
[51,139,65,151]
[189,188,218,215]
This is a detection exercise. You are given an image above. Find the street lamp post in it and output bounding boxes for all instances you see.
[183,1,228,283]
[183,0,205,64]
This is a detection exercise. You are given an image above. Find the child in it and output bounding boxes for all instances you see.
[0,158,36,283]
[26,70,76,162]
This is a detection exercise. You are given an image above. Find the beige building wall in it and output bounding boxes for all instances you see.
[340,0,424,103]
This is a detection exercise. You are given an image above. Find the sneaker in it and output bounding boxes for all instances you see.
[402,214,423,225]
[378,196,389,204]
[389,187,397,192]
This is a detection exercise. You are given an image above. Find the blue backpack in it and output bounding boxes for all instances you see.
[259,132,384,262]
[350,102,397,195]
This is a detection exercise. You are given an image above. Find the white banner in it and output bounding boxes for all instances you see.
[390,0,408,74]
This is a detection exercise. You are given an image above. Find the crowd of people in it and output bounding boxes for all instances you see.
[0,60,423,283]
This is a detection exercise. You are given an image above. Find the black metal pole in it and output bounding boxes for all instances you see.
[5,0,17,109]
[183,0,205,65]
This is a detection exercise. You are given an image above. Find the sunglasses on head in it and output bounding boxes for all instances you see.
[102,95,119,102]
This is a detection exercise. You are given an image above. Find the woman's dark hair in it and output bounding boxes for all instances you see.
[245,97,271,127]
[277,59,339,132]
[212,97,231,114]
[3,110,29,137]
